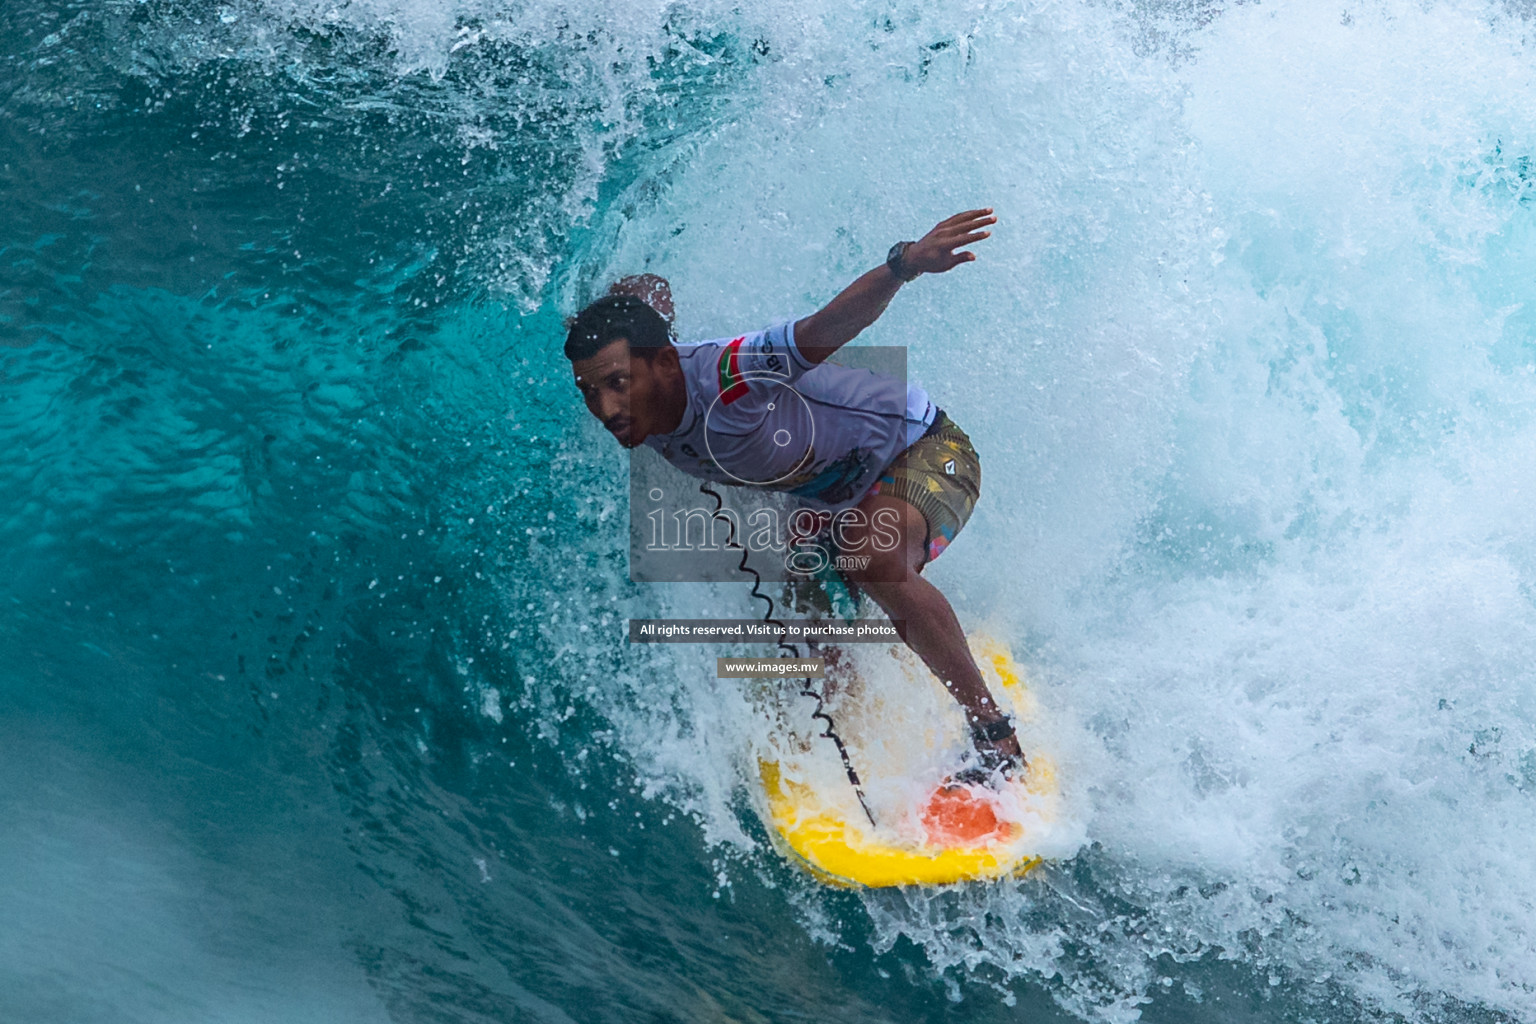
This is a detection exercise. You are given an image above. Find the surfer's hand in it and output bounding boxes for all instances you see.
[794,209,993,361]
[608,273,674,324]
[905,208,995,275]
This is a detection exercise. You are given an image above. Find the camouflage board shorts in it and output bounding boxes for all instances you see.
[869,408,982,566]
[785,409,982,620]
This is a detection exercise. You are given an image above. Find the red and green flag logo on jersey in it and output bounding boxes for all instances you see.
[717,337,750,405]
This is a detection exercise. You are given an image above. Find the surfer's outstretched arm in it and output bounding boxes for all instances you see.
[793,208,995,365]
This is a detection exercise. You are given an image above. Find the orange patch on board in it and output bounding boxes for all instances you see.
[921,784,1010,846]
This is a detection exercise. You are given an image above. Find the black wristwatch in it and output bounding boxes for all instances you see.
[886,240,921,283]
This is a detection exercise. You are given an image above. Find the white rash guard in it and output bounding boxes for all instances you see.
[644,319,935,511]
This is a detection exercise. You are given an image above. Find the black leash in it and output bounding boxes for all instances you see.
[698,483,877,827]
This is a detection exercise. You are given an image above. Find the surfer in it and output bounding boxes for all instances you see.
[566,209,1023,778]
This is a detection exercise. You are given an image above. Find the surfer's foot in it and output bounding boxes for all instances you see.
[950,715,1025,788]
[947,762,1017,789]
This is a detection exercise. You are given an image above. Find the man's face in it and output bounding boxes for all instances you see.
[570,339,679,448]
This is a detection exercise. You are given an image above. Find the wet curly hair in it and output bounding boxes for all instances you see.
[563,295,672,362]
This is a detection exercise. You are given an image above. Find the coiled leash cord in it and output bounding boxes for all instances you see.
[699,483,877,826]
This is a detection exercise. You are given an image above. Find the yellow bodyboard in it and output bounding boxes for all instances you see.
[757,636,1059,888]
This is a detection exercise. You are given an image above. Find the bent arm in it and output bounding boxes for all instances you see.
[792,265,904,365]
[792,208,996,365]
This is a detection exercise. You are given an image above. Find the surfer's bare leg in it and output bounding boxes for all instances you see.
[841,492,1023,767]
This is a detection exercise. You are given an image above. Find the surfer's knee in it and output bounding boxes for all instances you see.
[840,526,919,590]
[843,492,926,580]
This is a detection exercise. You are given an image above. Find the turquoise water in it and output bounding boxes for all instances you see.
[7,0,1536,1020]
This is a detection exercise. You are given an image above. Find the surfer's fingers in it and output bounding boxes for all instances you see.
[949,229,992,247]
[939,207,994,227]
[938,212,997,234]
[933,222,996,248]
[931,232,989,268]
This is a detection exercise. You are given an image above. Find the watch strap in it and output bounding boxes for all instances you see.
[886,240,920,283]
